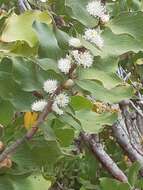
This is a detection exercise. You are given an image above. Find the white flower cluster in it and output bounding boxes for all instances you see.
[43,79,58,94]
[86,0,110,23]
[52,93,70,115]
[58,56,71,74]
[84,28,104,49]
[31,100,47,112]
[69,37,82,48]
[31,79,70,115]
[39,0,47,2]
[72,50,94,68]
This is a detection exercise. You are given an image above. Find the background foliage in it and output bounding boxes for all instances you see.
[0,0,143,190]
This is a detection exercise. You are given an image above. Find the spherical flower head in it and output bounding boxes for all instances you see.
[84,28,98,41]
[43,79,58,94]
[101,13,110,23]
[58,56,71,74]
[84,28,104,49]
[69,37,82,48]
[52,102,64,115]
[72,50,94,68]
[55,93,70,108]
[71,50,81,65]
[86,0,105,18]
[93,34,104,49]
[39,0,47,2]
[31,100,47,112]
[80,51,94,68]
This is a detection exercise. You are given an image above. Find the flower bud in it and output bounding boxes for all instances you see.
[0,158,12,169]
[0,141,4,152]
[63,79,74,89]
[101,14,110,24]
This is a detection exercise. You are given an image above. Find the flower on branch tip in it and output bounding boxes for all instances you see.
[52,102,64,115]
[72,50,94,68]
[69,37,82,48]
[52,93,70,115]
[55,93,70,108]
[84,28,104,49]
[43,79,58,94]
[58,56,72,74]
[31,100,47,112]
[100,13,110,23]
[86,0,105,18]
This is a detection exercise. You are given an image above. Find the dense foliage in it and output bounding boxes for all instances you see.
[0,0,143,189]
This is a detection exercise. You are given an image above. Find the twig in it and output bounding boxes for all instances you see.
[18,0,27,12]
[0,85,63,162]
[119,101,143,156]
[0,57,78,162]
[129,100,143,118]
[112,122,143,166]
[18,0,31,12]
[81,133,128,183]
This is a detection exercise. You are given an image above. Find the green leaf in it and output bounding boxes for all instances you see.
[60,112,82,130]
[80,179,97,189]
[41,119,57,141]
[100,177,130,190]
[76,80,134,103]
[54,28,70,50]
[1,11,52,47]
[0,100,14,125]
[117,183,130,190]
[65,0,98,27]
[11,57,42,91]
[33,21,61,58]
[80,187,87,190]
[31,140,62,166]
[0,174,51,190]
[108,12,143,42]
[81,28,143,58]
[70,96,92,111]
[51,118,75,147]
[136,179,143,189]
[13,140,62,168]
[10,41,37,57]
[0,72,35,111]
[100,178,119,190]
[54,125,75,147]
[37,58,58,71]
[13,174,51,190]
[12,142,37,169]
[78,67,122,89]
[0,176,13,190]
[75,110,117,133]
[128,162,141,186]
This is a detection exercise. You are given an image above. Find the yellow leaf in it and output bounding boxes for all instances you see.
[24,112,38,129]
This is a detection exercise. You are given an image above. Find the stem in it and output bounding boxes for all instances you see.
[129,100,143,118]
[81,133,128,183]
[0,86,62,162]
[112,122,143,166]
[18,0,27,12]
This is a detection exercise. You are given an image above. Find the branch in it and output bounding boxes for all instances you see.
[0,86,62,162]
[119,101,143,156]
[18,0,31,12]
[0,60,77,163]
[112,122,143,166]
[129,100,143,118]
[81,133,128,183]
